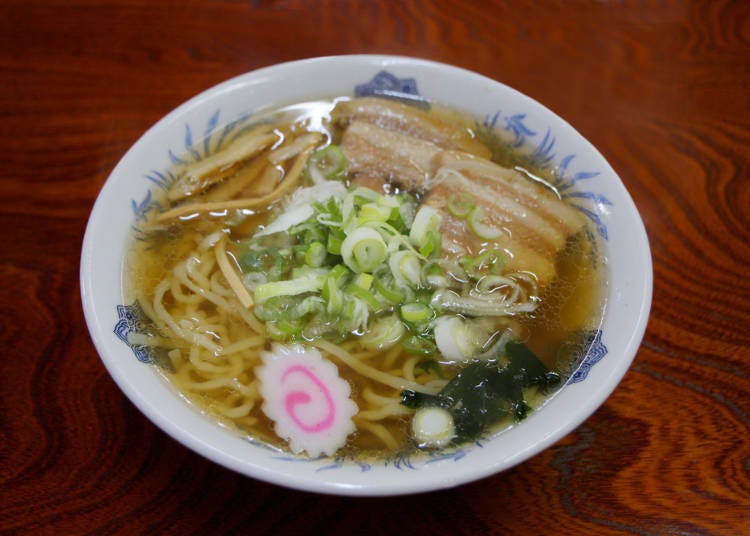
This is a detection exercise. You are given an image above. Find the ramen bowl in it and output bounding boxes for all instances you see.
[80,55,652,496]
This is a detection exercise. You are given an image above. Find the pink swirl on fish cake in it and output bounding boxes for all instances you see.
[257,344,358,457]
[282,365,336,433]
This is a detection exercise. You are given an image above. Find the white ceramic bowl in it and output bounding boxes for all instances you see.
[80,55,652,496]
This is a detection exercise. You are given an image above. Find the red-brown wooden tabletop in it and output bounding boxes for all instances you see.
[2,1,748,534]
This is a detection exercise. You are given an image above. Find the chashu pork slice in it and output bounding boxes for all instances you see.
[340,121,444,191]
[333,97,491,159]
[425,152,587,287]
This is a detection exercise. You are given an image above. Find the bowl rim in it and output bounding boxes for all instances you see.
[80,54,653,496]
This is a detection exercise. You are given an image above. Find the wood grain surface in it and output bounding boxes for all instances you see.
[2,0,749,534]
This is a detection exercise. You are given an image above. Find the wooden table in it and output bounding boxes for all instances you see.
[2,1,748,533]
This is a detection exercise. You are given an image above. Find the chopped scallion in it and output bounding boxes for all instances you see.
[409,205,442,249]
[412,407,456,449]
[307,144,347,184]
[467,206,503,240]
[400,303,433,323]
[346,283,382,312]
[327,232,344,255]
[360,314,405,350]
[253,273,326,303]
[304,241,327,267]
[403,335,436,356]
[358,202,392,224]
[373,277,404,304]
[390,250,422,288]
[341,227,387,273]
[446,192,476,219]
[352,272,374,291]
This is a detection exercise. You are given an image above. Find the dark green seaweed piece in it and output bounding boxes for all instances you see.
[401,343,561,444]
[506,341,562,389]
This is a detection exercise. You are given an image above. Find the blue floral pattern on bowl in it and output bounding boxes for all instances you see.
[114,302,154,364]
[115,69,612,469]
[482,111,612,241]
[355,70,430,110]
[568,330,608,384]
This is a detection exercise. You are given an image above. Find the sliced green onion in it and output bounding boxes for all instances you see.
[377,195,400,209]
[253,273,326,303]
[292,295,325,318]
[341,227,387,273]
[313,197,343,227]
[277,318,304,337]
[386,233,414,254]
[343,298,369,332]
[266,321,294,341]
[403,335,436,356]
[398,198,417,229]
[237,248,286,279]
[308,145,347,184]
[304,241,327,267]
[290,265,328,280]
[467,206,503,240]
[446,193,476,219]
[409,205,443,248]
[327,231,344,255]
[422,262,447,287]
[321,265,349,312]
[350,186,380,202]
[360,315,406,351]
[328,263,350,282]
[418,229,442,258]
[373,277,404,304]
[358,202,392,224]
[241,271,267,290]
[400,303,433,323]
[433,315,478,362]
[346,283,382,312]
[412,407,455,449]
[291,220,328,244]
[341,193,356,233]
[390,250,422,287]
[352,272,374,291]
[460,249,505,278]
[324,276,344,314]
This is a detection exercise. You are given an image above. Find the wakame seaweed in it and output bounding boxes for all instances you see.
[400,343,561,443]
